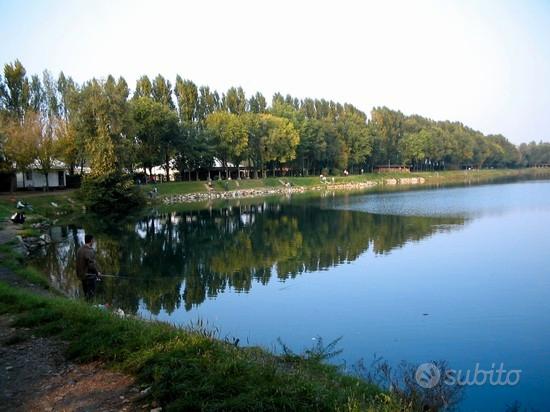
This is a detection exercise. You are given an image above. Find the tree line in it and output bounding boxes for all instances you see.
[1,59,549,185]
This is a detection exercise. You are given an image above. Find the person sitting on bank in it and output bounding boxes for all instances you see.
[76,234,101,300]
[10,211,25,224]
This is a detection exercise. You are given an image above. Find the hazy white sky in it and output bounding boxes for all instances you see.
[1,0,549,143]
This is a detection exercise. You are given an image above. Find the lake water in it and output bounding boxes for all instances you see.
[37,180,550,411]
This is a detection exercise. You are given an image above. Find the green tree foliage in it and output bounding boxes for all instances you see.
[1,59,537,187]
[174,127,213,181]
[56,72,82,174]
[131,96,179,180]
[248,92,267,113]
[370,106,405,165]
[87,122,117,176]
[174,76,198,124]
[241,113,263,177]
[486,134,521,167]
[519,141,550,166]
[241,113,300,177]
[76,76,133,175]
[134,75,153,99]
[0,60,30,121]
[205,111,248,178]
[296,118,328,175]
[222,86,247,114]
[2,114,38,185]
[264,116,299,163]
[29,74,44,113]
[1,69,64,189]
[337,105,372,173]
[261,114,300,176]
[197,86,220,123]
[399,129,429,167]
[79,170,144,215]
[151,74,175,110]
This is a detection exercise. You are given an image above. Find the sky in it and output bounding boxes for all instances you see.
[1,0,549,144]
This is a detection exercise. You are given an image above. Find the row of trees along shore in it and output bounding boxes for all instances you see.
[1,60,550,185]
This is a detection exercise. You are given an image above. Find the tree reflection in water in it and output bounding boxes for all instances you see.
[35,200,465,315]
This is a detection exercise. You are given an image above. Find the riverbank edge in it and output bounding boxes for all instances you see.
[2,169,550,218]
[159,168,550,204]
[0,234,399,411]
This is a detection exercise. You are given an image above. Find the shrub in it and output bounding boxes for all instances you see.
[79,171,145,215]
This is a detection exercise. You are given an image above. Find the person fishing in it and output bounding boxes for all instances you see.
[76,234,101,300]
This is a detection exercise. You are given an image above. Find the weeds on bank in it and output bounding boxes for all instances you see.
[355,357,463,412]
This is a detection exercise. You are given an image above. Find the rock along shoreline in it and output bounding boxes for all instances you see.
[161,177,426,204]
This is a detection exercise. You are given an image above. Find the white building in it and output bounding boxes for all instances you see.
[16,160,68,189]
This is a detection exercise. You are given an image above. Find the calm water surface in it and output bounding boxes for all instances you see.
[38,180,550,411]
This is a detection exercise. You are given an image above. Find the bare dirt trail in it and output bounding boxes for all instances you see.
[0,316,147,412]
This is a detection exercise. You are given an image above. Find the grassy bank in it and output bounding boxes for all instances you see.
[0,280,400,411]
[0,190,80,220]
[0,243,51,289]
[149,168,550,197]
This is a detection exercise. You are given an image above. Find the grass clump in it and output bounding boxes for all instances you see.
[0,243,50,289]
[0,200,12,220]
[0,282,401,411]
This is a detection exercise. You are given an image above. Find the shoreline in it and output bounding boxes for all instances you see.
[162,180,381,203]
[1,169,550,215]
[159,168,550,205]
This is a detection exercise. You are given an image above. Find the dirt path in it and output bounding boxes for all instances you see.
[0,223,152,412]
[0,315,149,412]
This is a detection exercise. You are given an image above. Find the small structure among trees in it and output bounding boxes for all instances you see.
[15,159,68,189]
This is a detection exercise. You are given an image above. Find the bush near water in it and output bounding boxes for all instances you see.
[79,171,145,215]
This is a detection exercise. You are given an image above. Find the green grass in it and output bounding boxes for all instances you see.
[0,200,12,220]
[142,180,208,196]
[0,190,80,220]
[0,243,50,289]
[0,281,400,411]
